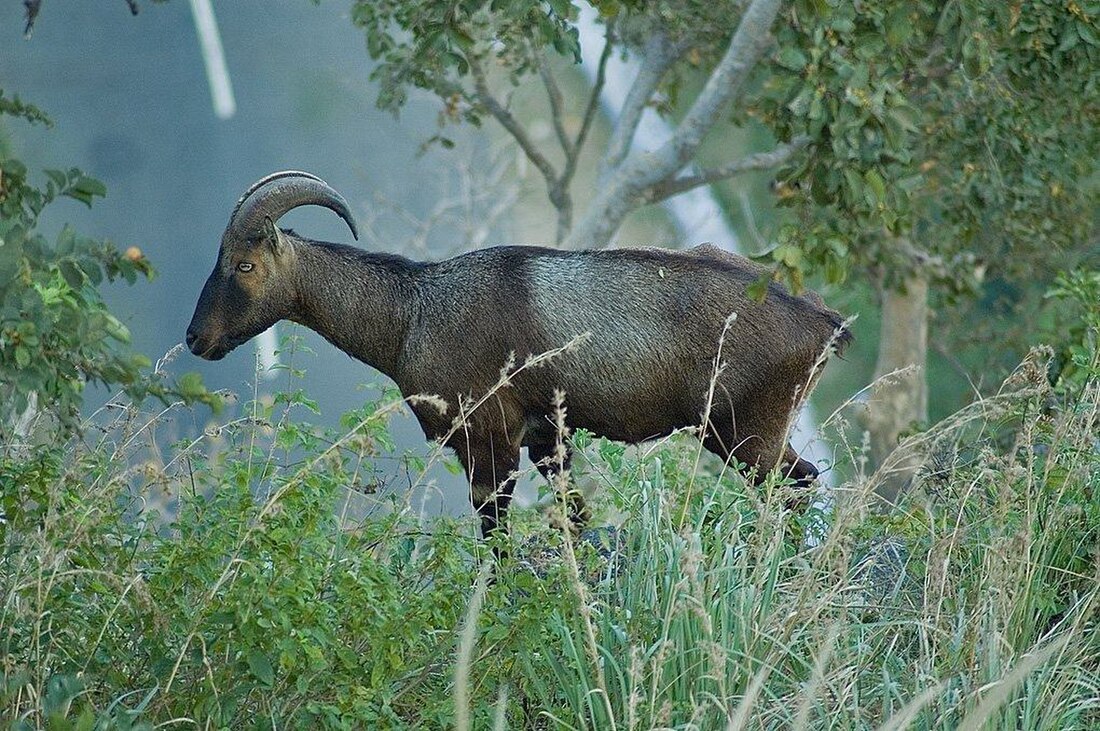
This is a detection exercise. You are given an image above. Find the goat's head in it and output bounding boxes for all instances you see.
[186,171,358,360]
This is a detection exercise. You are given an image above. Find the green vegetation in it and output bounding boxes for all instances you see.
[2,309,1097,727]
[0,91,219,437]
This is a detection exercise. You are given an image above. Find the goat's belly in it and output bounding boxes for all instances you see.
[527,375,699,445]
[569,410,690,445]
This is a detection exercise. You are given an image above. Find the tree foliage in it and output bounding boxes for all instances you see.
[348,0,1097,485]
[353,0,581,116]
[761,0,1098,293]
[350,0,1098,295]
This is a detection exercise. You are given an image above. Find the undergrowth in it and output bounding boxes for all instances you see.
[1,336,1097,729]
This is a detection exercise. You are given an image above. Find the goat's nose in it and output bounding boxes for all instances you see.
[185,329,198,351]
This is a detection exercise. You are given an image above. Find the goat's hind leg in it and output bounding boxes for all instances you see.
[702,423,816,512]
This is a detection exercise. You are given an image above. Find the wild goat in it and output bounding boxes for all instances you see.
[187,171,849,538]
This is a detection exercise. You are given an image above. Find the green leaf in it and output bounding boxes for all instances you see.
[825,257,847,284]
[787,86,813,116]
[808,93,824,121]
[103,313,131,343]
[888,106,918,133]
[1078,22,1098,47]
[864,168,886,204]
[55,224,77,255]
[746,274,771,302]
[44,169,67,188]
[63,175,107,207]
[366,29,387,58]
[830,16,855,33]
[547,0,573,18]
[59,261,83,289]
[776,47,808,71]
[885,8,911,47]
[1057,27,1080,53]
[444,51,469,75]
[72,707,96,731]
[842,168,863,202]
[781,245,802,268]
[177,372,208,400]
[247,650,275,686]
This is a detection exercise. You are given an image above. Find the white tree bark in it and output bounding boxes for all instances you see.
[10,392,39,456]
[866,275,929,504]
[566,0,785,248]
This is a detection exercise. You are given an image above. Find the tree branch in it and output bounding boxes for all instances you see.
[572,20,614,169]
[568,0,786,248]
[659,0,784,173]
[25,0,140,38]
[539,23,618,245]
[23,0,42,37]
[643,135,810,204]
[538,54,573,160]
[600,32,686,182]
[547,22,615,245]
[470,56,559,189]
[894,236,948,278]
[552,193,573,246]
[536,51,578,244]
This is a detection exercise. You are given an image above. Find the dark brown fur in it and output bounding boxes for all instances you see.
[187,174,849,539]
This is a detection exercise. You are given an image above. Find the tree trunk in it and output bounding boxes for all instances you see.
[6,391,39,459]
[865,274,929,505]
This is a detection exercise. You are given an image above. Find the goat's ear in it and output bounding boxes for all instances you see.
[263,216,288,256]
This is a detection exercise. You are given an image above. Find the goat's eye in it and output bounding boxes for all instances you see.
[237,262,254,273]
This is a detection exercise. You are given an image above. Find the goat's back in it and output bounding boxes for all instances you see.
[402,244,843,441]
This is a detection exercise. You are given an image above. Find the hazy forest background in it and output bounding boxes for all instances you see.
[1,1,1098,728]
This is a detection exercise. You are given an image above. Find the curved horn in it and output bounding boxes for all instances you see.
[229,171,359,240]
[228,170,326,226]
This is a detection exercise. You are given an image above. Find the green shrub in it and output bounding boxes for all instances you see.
[0,90,219,438]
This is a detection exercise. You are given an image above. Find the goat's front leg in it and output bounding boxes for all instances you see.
[457,434,521,541]
[528,442,590,534]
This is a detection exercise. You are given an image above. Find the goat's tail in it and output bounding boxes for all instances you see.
[825,310,853,357]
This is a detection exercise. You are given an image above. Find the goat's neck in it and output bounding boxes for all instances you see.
[290,241,418,377]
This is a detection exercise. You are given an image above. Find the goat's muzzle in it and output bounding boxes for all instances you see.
[186,328,230,360]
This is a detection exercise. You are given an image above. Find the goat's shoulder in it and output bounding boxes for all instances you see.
[420,245,554,276]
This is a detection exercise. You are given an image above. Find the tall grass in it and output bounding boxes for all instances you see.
[1,343,1097,728]
[511,368,1099,729]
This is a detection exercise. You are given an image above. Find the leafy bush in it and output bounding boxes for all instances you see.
[0,90,219,437]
